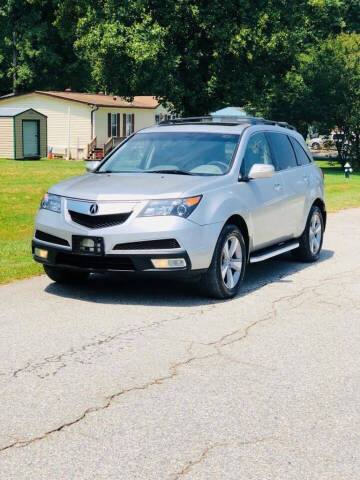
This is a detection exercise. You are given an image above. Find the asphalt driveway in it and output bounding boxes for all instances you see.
[0,209,359,479]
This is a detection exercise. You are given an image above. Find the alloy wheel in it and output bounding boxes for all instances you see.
[309,213,322,255]
[221,235,243,289]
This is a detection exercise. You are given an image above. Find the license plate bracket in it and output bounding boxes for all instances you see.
[72,236,104,255]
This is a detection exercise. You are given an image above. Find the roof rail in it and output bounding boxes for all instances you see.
[158,116,297,131]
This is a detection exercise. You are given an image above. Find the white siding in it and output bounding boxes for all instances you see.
[0,94,171,158]
[0,117,14,158]
[95,104,170,146]
[0,94,91,159]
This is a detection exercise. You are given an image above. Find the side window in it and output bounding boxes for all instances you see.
[241,132,273,177]
[266,133,297,171]
[289,137,311,166]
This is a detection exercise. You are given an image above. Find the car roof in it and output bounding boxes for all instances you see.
[140,123,300,138]
[141,123,249,135]
[139,116,299,136]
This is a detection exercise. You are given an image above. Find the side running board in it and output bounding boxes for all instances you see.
[249,242,300,263]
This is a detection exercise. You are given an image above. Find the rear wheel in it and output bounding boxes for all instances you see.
[311,142,320,150]
[293,206,324,262]
[200,225,246,299]
[44,265,90,284]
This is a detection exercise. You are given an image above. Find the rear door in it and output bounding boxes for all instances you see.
[289,136,314,235]
[239,132,288,249]
[266,132,308,239]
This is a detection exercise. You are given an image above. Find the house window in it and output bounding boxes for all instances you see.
[155,114,160,124]
[126,114,134,136]
[111,113,117,137]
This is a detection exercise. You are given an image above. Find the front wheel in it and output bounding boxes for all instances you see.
[293,206,324,262]
[43,265,90,284]
[200,225,247,299]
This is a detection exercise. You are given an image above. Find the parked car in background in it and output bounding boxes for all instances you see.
[32,116,326,299]
[308,134,335,150]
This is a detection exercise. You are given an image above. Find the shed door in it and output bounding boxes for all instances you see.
[23,120,39,156]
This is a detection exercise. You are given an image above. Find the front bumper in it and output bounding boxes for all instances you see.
[33,207,223,272]
[32,240,195,274]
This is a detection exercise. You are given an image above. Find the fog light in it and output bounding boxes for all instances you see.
[151,258,186,269]
[35,248,48,259]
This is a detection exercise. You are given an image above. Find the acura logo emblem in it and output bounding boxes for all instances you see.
[89,203,99,215]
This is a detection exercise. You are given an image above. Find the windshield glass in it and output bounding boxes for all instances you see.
[98,132,240,175]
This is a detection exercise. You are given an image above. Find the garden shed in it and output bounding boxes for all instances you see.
[0,107,47,159]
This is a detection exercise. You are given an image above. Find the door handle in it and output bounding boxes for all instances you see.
[303,176,309,183]
[273,184,283,191]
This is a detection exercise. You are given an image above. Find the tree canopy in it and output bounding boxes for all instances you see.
[1,0,360,165]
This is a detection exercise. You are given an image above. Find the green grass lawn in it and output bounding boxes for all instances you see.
[0,157,359,285]
[0,158,85,285]
[315,160,360,212]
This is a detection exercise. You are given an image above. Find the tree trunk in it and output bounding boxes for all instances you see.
[12,31,17,95]
[355,132,360,171]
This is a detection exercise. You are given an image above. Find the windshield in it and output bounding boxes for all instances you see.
[98,132,240,175]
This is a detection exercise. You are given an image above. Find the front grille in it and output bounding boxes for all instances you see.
[35,230,69,247]
[56,252,134,271]
[114,239,180,250]
[69,210,131,229]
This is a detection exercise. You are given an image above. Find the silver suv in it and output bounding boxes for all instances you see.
[33,117,326,299]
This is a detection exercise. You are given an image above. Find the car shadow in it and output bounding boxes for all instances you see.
[44,248,335,307]
[44,249,334,307]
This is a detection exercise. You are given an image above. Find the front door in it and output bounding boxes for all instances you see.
[23,120,39,157]
[240,132,288,249]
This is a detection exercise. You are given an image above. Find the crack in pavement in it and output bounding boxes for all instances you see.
[170,437,280,479]
[209,269,358,352]
[5,307,217,380]
[0,352,215,453]
[2,255,333,381]
[5,259,349,381]
[0,269,357,454]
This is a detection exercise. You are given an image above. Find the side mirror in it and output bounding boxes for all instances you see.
[248,163,275,179]
[86,161,101,172]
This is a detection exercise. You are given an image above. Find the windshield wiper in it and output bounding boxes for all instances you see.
[146,169,195,175]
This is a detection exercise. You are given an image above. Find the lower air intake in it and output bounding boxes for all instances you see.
[56,253,134,271]
[114,239,180,250]
[35,230,70,247]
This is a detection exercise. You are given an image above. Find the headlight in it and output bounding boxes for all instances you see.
[40,193,61,213]
[139,195,202,218]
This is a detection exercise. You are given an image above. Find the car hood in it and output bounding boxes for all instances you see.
[48,172,223,201]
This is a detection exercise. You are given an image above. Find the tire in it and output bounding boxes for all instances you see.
[43,265,90,284]
[292,206,324,262]
[200,224,247,299]
[311,142,320,150]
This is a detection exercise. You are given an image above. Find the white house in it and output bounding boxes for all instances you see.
[0,90,170,159]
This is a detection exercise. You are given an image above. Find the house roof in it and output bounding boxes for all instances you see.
[211,107,248,117]
[0,107,42,117]
[1,91,161,109]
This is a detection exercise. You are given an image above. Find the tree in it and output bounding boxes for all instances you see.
[1,0,360,157]
[71,0,354,116]
[253,32,360,168]
[0,0,92,96]
[303,33,360,169]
